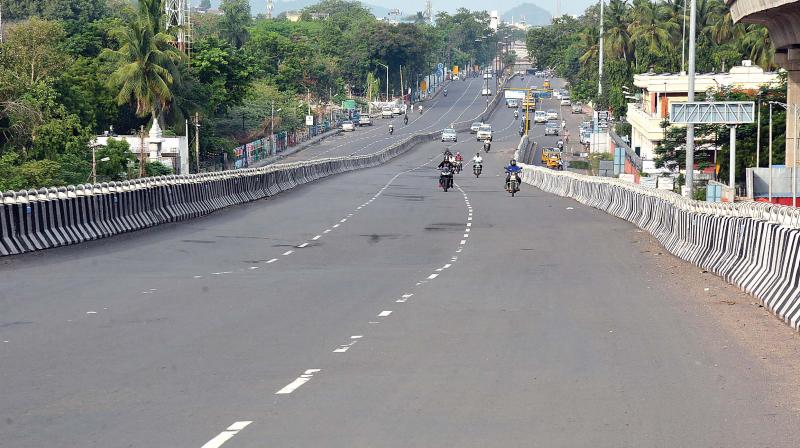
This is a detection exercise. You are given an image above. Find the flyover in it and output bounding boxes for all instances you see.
[729,0,800,164]
[1,75,800,447]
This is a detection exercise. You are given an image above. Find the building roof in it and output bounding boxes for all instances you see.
[633,61,781,93]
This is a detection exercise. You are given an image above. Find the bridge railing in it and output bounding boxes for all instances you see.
[518,156,800,331]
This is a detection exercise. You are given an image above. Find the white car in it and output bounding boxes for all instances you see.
[506,99,519,108]
[534,111,548,123]
[358,115,372,126]
[553,90,563,100]
[470,122,483,133]
[476,125,493,141]
[441,128,457,142]
[381,106,393,119]
[560,96,571,106]
[481,88,491,96]
[546,109,559,120]
[341,120,355,131]
[391,105,402,115]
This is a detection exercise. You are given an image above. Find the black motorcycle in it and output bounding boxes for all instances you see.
[483,141,491,153]
[439,167,454,192]
[473,163,482,178]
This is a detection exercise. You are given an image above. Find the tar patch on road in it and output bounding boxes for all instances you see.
[424,223,465,232]
[360,234,402,244]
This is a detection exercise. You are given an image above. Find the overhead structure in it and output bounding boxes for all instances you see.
[268,0,273,18]
[165,0,192,61]
[425,0,433,24]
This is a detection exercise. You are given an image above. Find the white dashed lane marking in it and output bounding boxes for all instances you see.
[427,274,439,280]
[201,421,252,448]
[282,250,294,256]
[297,243,309,248]
[267,258,278,264]
[275,369,321,395]
[378,310,393,317]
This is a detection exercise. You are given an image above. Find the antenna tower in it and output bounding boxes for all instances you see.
[555,0,561,18]
[165,0,192,62]
[268,0,273,18]
[425,0,433,24]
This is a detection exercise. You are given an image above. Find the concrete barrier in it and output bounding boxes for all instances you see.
[518,155,800,331]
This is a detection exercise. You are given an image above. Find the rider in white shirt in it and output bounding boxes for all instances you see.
[472,153,483,164]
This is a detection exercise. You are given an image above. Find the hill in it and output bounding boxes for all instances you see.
[501,2,551,26]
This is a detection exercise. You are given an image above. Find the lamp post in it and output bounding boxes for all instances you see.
[685,0,697,197]
[377,62,389,101]
[271,102,282,155]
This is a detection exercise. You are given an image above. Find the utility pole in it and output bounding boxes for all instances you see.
[194,112,200,173]
[91,145,97,184]
[769,102,774,201]
[685,0,697,198]
[139,125,146,178]
[598,0,604,97]
[267,0,273,18]
[756,98,761,168]
[0,0,4,44]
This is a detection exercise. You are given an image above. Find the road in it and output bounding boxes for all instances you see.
[1,74,800,448]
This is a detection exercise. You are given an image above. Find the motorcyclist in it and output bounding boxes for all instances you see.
[444,88,448,97]
[437,158,455,190]
[514,110,519,120]
[504,159,522,192]
[404,114,408,125]
[483,140,491,152]
[389,124,394,135]
[455,152,463,163]
[443,149,454,163]
[419,105,423,114]
[472,152,483,165]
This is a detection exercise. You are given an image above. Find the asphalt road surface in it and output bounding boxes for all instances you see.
[2,74,800,448]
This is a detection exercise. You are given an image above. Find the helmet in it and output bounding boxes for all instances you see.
[476,152,480,156]
[510,159,517,166]
[456,152,460,155]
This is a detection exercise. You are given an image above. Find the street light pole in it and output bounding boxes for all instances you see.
[685,0,697,198]
[598,0,604,97]
[377,62,389,101]
[769,102,773,201]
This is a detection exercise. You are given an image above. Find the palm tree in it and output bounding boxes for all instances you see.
[710,10,743,45]
[628,0,677,68]
[742,25,774,70]
[578,26,600,66]
[104,19,180,122]
[604,0,632,62]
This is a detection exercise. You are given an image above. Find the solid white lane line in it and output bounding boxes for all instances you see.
[378,310,392,317]
[282,250,294,256]
[298,243,309,248]
[276,369,321,395]
[312,235,321,240]
[267,258,278,264]
[201,421,252,448]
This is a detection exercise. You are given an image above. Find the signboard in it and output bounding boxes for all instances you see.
[305,115,314,126]
[341,99,356,110]
[670,101,755,124]
[437,63,444,70]
[420,80,427,91]
[594,110,609,130]
[453,66,459,75]
[504,89,527,100]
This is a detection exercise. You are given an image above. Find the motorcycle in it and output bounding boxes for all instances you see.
[454,161,463,174]
[514,111,519,120]
[404,115,408,125]
[483,141,491,153]
[473,163,482,178]
[439,167,454,192]
[557,140,564,150]
[444,90,448,97]
[389,125,394,135]
[506,173,520,197]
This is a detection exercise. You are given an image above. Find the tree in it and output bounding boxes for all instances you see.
[220,0,252,49]
[1,18,68,86]
[97,138,136,180]
[103,15,182,123]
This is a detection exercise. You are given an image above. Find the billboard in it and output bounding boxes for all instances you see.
[504,89,527,100]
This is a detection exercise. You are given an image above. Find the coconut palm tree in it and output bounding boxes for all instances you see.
[603,0,633,62]
[103,18,181,122]
[578,26,600,66]
[742,24,775,70]
[628,0,677,70]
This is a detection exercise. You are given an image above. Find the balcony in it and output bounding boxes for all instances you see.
[626,103,672,143]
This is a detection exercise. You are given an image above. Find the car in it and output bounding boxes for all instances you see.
[481,88,492,96]
[342,120,356,132]
[544,121,560,136]
[441,128,457,142]
[470,122,483,133]
[553,90,562,100]
[580,120,593,132]
[580,131,592,144]
[476,125,493,141]
[560,96,572,106]
[506,99,519,108]
[483,73,493,79]
[533,111,548,123]
[571,103,582,114]
[359,115,372,126]
[391,105,402,115]
[546,109,559,120]
[381,106,393,119]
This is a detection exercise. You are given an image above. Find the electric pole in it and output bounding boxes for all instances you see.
[685,0,697,198]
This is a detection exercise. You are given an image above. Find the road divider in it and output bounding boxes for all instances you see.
[517,146,800,332]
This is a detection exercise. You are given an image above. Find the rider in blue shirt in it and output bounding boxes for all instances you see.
[505,159,522,191]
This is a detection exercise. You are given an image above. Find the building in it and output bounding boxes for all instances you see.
[93,121,190,175]
[490,10,499,31]
[626,61,780,173]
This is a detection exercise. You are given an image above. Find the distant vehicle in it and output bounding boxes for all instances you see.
[441,128,457,142]
[481,88,492,96]
[453,74,460,80]
[359,115,372,126]
[560,96,572,106]
[543,79,551,89]
[506,99,519,108]
[483,73,493,79]
[571,103,583,114]
[476,124,493,141]
[342,120,356,132]
[553,90,562,100]
[546,109,559,120]
[522,98,536,110]
[470,122,483,133]
[382,106,393,118]
[534,110,548,123]
[544,121,560,136]
[391,105,402,115]
[581,131,592,144]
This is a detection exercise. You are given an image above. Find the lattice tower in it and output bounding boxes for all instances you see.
[165,0,192,62]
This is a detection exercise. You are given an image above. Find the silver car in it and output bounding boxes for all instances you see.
[470,122,483,133]
[441,128,457,142]
[544,122,559,136]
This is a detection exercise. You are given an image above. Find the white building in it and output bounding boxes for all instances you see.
[490,10,499,31]
[626,61,781,172]
[93,121,190,175]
